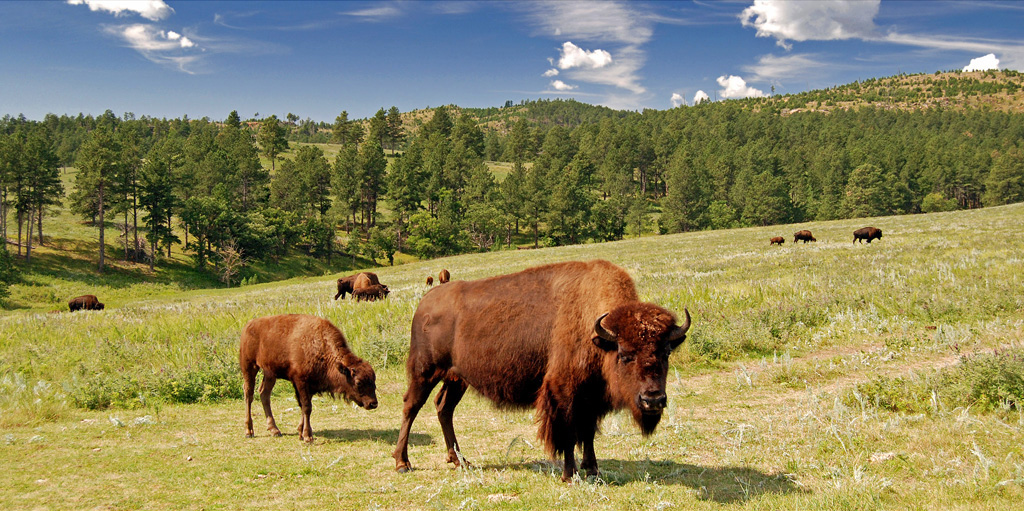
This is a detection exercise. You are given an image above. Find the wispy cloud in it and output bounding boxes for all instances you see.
[105,24,201,73]
[341,4,402,21]
[68,0,174,21]
[743,53,827,83]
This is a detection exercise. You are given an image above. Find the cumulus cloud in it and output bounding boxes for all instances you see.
[557,42,613,70]
[717,75,765,99]
[67,0,174,21]
[670,93,685,107]
[551,80,577,91]
[963,53,1000,72]
[740,0,880,50]
[543,68,559,77]
[693,90,710,105]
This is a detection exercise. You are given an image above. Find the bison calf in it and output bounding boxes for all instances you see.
[353,284,389,302]
[438,269,450,284]
[334,272,381,300]
[794,230,816,243]
[769,236,785,246]
[426,276,434,286]
[240,314,378,442]
[853,226,882,244]
[68,294,104,312]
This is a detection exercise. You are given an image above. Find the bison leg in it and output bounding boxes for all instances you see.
[393,374,442,472]
[435,378,469,468]
[294,383,314,443]
[242,365,258,438]
[579,429,599,478]
[258,375,282,437]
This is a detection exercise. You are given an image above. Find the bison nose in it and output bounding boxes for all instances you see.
[639,391,667,412]
[365,400,378,410]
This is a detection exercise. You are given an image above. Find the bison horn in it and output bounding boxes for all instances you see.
[592,313,619,352]
[666,308,691,347]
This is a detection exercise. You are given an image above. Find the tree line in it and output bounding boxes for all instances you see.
[2,91,1024,289]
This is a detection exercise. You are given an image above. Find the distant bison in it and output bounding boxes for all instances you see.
[769,236,785,246]
[794,230,817,243]
[853,227,883,244]
[240,314,378,442]
[426,276,434,286]
[393,260,691,481]
[438,269,450,284]
[68,294,104,312]
[334,272,381,300]
[353,284,389,302]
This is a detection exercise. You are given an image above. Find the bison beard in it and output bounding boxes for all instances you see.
[392,260,691,481]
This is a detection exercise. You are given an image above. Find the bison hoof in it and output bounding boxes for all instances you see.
[269,430,282,437]
[245,432,254,438]
[396,463,412,473]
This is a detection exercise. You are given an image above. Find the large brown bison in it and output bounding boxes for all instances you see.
[68,294,104,312]
[353,284,389,302]
[794,230,816,243]
[769,236,785,246]
[392,260,691,481]
[853,226,883,244]
[438,269,451,284]
[240,314,378,442]
[333,272,381,300]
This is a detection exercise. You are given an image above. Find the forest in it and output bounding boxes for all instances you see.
[1,70,1023,292]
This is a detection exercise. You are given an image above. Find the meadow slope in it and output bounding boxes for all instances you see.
[1,203,1023,509]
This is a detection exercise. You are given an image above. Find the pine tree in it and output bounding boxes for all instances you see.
[73,126,121,271]
[257,115,288,172]
[983,147,1024,206]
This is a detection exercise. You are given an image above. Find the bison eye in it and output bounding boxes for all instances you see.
[618,353,635,364]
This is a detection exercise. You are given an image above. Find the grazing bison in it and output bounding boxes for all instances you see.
[438,269,451,284]
[794,230,817,243]
[769,236,785,246]
[333,272,381,300]
[68,294,104,312]
[240,314,378,442]
[353,284,389,302]
[853,226,883,244]
[393,260,691,481]
[426,276,434,286]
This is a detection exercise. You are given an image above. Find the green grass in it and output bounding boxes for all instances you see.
[1,203,1023,509]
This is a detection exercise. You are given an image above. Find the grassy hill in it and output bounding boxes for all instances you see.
[1,202,1022,508]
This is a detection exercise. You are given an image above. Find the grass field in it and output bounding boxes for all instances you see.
[1,203,1023,509]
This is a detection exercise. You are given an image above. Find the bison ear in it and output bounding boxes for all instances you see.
[592,313,618,352]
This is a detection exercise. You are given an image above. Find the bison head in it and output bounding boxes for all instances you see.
[338,356,379,410]
[593,303,690,435]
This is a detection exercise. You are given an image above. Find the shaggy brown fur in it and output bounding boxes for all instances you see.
[794,230,817,243]
[239,314,378,442]
[334,272,381,300]
[426,276,434,286]
[68,294,104,312]
[853,226,883,244]
[353,284,389,302]
[769,236,785,246]
[438,269,450,284]
[392,260,691,481]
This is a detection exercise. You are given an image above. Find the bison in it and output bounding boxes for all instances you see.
[240,314,378,442]
[68,294,104,312]
[794,230,816,243]
[769,236,785,246]
[353,284,390,302]
[438,269,450,284]
[392,260,691,481]
[853,226,883,244]
[333,272,381,300]
[426,276,434,286]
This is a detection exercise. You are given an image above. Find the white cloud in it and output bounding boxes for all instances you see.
[551,80,577,91]
[342,5,401,20]
[557,42,613,70]
[743,53,825,82]
[717,75,765,99]
[740,0,880,50]
[526,1,653,46]
[693,90,710,105]
[963,53,1000,72]
[543,68,559,77]
[670,93,685,107]
[106,24,201,73]
[67,0,173,21]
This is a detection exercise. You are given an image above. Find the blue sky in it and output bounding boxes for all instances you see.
[2,1,1023,122]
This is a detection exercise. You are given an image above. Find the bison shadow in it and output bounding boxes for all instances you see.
[479,458,806,504]
[317,428,432,446]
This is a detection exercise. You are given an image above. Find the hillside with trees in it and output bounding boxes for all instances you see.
[2,70,1024,301]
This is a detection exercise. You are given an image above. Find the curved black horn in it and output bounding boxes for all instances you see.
[593,312,617,342]
[666,308,691,344]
